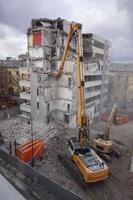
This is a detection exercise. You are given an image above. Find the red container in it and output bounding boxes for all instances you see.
[16,139,44,162]
[117,114,129,124]
[124,115,129,123]
[101,113,129,125]
[33,32,42,46]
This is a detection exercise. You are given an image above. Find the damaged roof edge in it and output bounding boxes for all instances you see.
[27,17,82,34]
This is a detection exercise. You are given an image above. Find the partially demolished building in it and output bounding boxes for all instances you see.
[20,18,110,128]
[107,63,133,118]
[19,54,31,118]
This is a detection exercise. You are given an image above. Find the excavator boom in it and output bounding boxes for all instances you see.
[56,23,81,79]
[93,104,120,159]
[104,104,117,141]
[54,22,88,146]
[56,22,108,183]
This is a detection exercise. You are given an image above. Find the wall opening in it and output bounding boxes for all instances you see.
[37,88,39,96]
[47,103,50,112]
[67,104,70,112]
[64,114,69,123]
[37,102,39,109]
[68,77,72,87]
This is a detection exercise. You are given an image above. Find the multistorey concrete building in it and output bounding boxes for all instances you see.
[19,54,31,118]
[21,18,110,127]
[107,63,133,117]
[83,34,110,122]
[0,58,20,97]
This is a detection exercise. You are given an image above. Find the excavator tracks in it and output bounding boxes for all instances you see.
[58,153,87,189]
[96,149,121,163]
[89,143,120,163]
[58,153,103,200]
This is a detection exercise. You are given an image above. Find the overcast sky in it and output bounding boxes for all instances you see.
[0,0,132,62]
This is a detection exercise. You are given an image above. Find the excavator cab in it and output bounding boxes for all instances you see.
[93,138,113,154]
[93,130,113,153]
[68,137,90,156]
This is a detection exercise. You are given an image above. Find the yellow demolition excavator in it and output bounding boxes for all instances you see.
[52,22,108,184]
[93,104,120,162]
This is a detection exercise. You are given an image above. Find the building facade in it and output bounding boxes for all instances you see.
[0,59,20,98]
[24,18,110,127]
[19,54,31,118]
[108,63,133,114]
[83,33,110,122]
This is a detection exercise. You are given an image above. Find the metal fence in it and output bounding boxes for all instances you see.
[0,149,84,200]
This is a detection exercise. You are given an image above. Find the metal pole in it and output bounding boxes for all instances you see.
[6,107,10,119]
[31,117,34,167]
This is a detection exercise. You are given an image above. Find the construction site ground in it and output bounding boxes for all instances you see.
[0,116,133,200]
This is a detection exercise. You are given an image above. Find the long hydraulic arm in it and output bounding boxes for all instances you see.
[76,30,88,147]
[103,104,117,141]
[57,23,109,182]
[54,22,88,146]
[55,23,81,79]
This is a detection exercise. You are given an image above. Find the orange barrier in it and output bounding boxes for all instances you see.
[16,139,44,162]
[101,113,129,125]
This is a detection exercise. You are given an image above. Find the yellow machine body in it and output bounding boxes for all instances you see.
[93,138,113,154]
[68,137,108,183]
[72,151,108,183]
[93,104,117,154]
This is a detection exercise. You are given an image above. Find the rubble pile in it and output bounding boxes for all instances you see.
[0,117,66,145]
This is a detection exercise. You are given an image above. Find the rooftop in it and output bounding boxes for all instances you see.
[0,59,27,68]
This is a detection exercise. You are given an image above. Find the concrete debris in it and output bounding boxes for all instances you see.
[0,113,133,200]
[0,117,65,146]
[36,120,133,200]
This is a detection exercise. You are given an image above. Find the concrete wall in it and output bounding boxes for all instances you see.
[107,64,133,118]
[27,18,110,128]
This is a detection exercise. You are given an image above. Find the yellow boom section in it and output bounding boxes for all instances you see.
[56,23,81,79]
[55,22,88,147]
[104,104,117,141]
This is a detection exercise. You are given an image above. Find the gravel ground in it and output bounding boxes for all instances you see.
[0,116,64,151]
[0,116,133,200]
[36,121,133,200]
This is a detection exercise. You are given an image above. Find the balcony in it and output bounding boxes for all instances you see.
[19,80,30,87]
[85,80,102,88]
[92,46,104,55]
[20,103,31,113]
[85,90,101,99]
[20,92,31,100]
[84,63,102,75]
[85,70,102,76]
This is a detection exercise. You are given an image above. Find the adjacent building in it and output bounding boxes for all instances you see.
[0,58,20,98]
[19,54,31,118]
[108,63,133,117]
[83,33,110,122]
[22,18,110,127]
